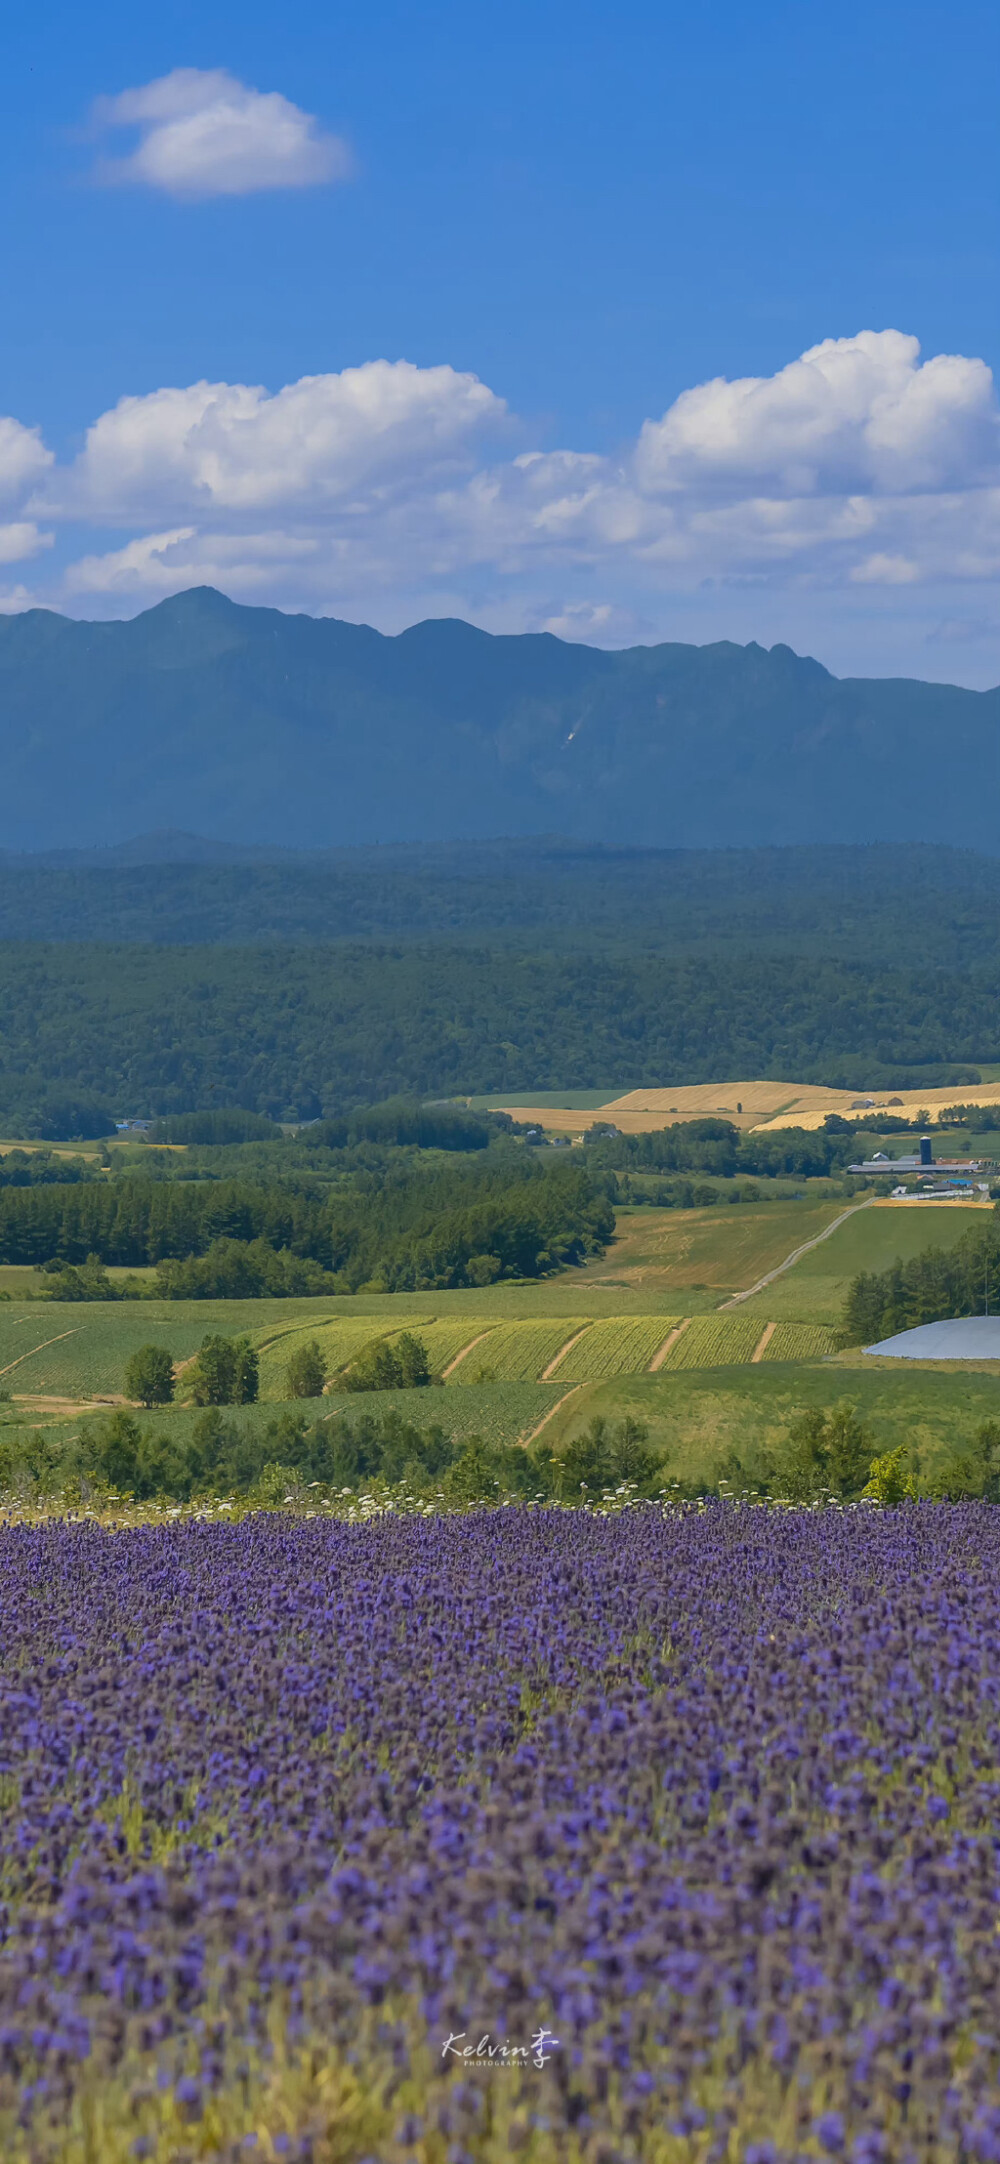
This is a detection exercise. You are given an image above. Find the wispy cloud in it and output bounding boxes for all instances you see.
[90,68,352,199]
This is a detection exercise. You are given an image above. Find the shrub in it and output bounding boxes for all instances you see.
[341,1333,431,1393]
[558,1415,660,1499]
[286,1340,327,1399]
[189,1334,259,1406]
[123,1345,175,1407]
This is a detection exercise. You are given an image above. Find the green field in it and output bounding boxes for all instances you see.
[737,1202,987,1323]
[657,1314,764,1369]
[538,1359,1000,1484]
[759,1321,838,1361]
[448,1319,588,1382]
[583,1199,849,1308]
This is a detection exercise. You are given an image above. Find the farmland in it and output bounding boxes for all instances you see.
[548,1314,679,1379]
[737,1199,986,1322]
[582,1198,849,1303]
[538,1356,1000,1485]
[447,1319,588,1382]
[758,1320,839,1361]
[1,1195,997,1493]
[655,1312,764,1369]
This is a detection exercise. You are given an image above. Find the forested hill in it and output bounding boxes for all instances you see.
[2,838,1000,959]
[1,586,999,851]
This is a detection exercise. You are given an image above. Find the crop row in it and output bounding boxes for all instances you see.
[551,1315,681,1381]
[760,1321,838,1362]
[659,1314,765,1370]
[448,1320,589,1383]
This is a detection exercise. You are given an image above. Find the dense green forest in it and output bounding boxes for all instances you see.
[0,841,997,1132]
[0,1153,612,1294]
[582,1117,861,1181]
[4,838,1000,957]
[843,1214,1000,1343]
[0,939,990,1131]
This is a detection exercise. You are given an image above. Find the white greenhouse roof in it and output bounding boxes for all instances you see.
[866,1316,1000,1360]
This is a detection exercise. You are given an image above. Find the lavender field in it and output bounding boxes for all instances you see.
[3,1504,1000,2161]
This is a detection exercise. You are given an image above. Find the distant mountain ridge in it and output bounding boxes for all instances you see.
[2,586,998,850]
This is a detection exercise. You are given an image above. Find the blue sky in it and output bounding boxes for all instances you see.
[0,0,998,679]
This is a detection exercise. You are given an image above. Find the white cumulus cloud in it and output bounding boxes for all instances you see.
[7,330,1000,672]
[65,527,320,598]
[91,68,352,199]
[0,418,53,506]
[0,523,52,564]
[635,330,998,498]
[52,361,506,520]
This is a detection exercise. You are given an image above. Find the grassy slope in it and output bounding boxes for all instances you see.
[537,1359,1000,1483]
[582,1200,848,1308]
[736,1203,987,1323]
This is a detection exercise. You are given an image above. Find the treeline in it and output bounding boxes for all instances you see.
[0,939,994,1130]
[0,1157,612,1293]
[584,1118,858,1181]
[0,1149,101,1189]
[146,1099,502,1151]
[843,1214,1000,1343]
[9,1404,667,1509]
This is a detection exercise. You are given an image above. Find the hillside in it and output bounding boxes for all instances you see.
[1,587,998,850]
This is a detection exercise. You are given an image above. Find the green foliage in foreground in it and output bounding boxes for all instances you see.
[0,1400,669,1511]
[721,1402,1000,1507]
[843,1210,1000,1343]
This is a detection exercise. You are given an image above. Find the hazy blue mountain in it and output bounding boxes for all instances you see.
[2,585,998,850]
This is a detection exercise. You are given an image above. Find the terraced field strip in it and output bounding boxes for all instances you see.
[658,1315,764,1371]
[759,1322,840,1362]
[553,1316,683,1382]
[448,1320,589,1384]
[543,1324,595,1379]
[386,1319,496,1377]
[649,1320,690,1371]
[257,1317,421,1400]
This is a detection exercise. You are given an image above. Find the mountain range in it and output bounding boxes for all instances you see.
[2,585,998,851]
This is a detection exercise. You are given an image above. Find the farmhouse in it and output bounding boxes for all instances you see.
[849,1135,987,1179]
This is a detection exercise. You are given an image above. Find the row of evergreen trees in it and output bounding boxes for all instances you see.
[842,1215,1000,1344]
[0,1158,612,1293]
